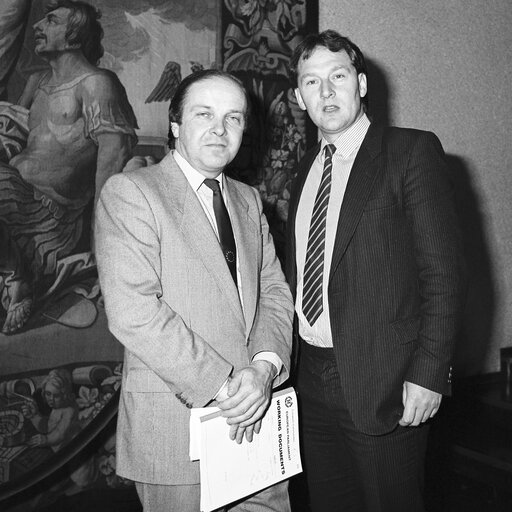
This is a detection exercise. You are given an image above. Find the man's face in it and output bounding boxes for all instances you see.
[295,47,367,142]
[33,7,73,57]
[171,76,247,178]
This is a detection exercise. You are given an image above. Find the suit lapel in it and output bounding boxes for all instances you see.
[329,125,384,279]
[160,154,245,329]
[224,179,259,337]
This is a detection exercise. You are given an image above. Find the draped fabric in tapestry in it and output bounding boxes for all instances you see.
[0,1,317,510]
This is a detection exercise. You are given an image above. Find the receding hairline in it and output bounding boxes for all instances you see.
[182,75,248,112]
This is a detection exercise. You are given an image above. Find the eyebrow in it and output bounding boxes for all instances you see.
[47,11,66,22]
[301,65,351,77]
[190,105,246,115]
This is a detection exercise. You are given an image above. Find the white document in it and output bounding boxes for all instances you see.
[189,387,302,512]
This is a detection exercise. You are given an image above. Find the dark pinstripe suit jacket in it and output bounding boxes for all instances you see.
[286,123,466,435]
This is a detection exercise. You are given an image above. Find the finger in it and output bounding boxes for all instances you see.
[253,419,262,435]
[219,383,257,411]
[226,397,269,426]
[223,389,266,419]
[409,404,426,426]
[226,401,260,425]
[399,404,415,426]
[429,407,439,419]
[237,403,269,428]
[229,423,238,441]
[421,406,433,423]
[244,425,255,443]
[235,426,245,444]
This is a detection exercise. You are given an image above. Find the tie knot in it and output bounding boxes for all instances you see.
[324,144,336,159]
[203,178,221,194]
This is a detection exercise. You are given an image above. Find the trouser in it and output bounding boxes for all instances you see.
[297,340,429,512]
[135,479,290,512]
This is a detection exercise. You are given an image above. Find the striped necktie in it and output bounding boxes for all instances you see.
[302,143,336,325]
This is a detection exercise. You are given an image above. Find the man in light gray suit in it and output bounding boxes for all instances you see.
[95,69,294,511]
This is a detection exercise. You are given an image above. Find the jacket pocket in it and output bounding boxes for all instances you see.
[391,316,420,344]
[364,195,398,211]
[125,368,171,393]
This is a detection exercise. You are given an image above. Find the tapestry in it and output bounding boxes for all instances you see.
[0,1,317,510]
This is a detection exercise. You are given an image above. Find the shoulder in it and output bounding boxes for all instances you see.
[80,68,126,96]
[27,70,48,87]
[301,143,321,166]
[227,176,260,202]
[382,125,443,149]
[19,71,48,107]
[105,161,165,193]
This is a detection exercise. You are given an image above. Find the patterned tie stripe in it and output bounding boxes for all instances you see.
[302,144,336,325]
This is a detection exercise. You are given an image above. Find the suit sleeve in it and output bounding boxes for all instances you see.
[402,131,466,394]
[95,173,233,407]
[246,188,294,387]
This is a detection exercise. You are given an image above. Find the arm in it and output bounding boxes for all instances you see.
[399,131,465,425]
[81,72,138,212]
[28,408,76,448]
[17,72,43,109]
[21,399,45,432]
[90,132,133,253]
[95,174,232,407]
[94,132,133,210]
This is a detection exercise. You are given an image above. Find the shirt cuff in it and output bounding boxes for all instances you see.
[252,351,282,379]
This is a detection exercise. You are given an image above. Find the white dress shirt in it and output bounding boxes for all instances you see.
[295,114,371,347]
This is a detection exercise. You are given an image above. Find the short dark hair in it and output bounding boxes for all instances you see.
[167,69,250,148]
[46,0,104,65]
[289,29,367,87]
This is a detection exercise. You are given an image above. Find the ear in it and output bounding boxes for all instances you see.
[294,88,307,111]
[170,122,180,139]
[358,73,368,99]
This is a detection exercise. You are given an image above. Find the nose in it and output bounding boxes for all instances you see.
[210,117,226,136]
[33,18,43,31]
[320,79,335,99]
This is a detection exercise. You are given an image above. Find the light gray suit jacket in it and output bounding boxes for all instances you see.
[95,152,293,485]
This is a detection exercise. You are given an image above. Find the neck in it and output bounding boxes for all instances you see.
[44,50,94,82]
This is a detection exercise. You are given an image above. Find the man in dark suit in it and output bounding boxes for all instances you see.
[285,30,465,512]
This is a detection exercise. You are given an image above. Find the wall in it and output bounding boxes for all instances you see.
[320,0,512,375]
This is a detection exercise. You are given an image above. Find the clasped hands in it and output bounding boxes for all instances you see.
[216,360,275,444]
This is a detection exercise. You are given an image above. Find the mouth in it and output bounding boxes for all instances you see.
[34,34,45,43]
[323,105,339,113]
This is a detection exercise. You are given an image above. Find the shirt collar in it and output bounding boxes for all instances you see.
[321,113,371,159]
[173,149,224,192]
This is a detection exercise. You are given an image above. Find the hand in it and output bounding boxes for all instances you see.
[21,400,38,418]
[216,360,274,443]
[26,434,47,447]
[399,381,442,427]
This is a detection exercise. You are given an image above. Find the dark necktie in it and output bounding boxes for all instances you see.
[203,178,237,286]
[302,144,336,325]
